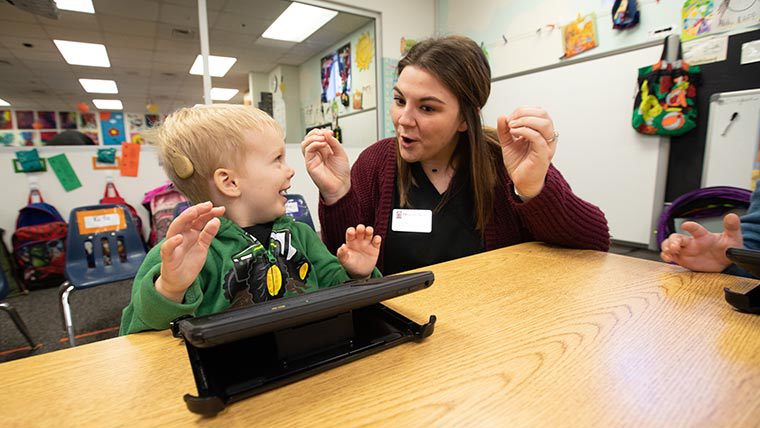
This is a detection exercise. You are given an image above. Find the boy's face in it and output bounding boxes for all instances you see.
[238,126,294,224]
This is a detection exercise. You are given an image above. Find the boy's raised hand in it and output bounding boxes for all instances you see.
[155,202,225,302]
[337,224,382,279]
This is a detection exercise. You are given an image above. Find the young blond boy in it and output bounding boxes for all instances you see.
[120,105,381,334]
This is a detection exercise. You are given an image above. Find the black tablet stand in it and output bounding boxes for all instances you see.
[724,285,760,314]
[171,304,436,416]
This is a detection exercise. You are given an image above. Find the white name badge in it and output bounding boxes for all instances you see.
[391,209,432,233]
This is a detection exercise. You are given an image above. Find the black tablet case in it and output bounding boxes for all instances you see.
[723,248,760,314]
[171,271,437,415]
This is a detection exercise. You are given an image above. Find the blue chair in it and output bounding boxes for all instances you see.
[59,205,146,346]
[0,267,38,349]
[284,194,315,231]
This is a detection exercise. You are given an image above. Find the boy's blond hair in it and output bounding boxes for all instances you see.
[156,104,282,204]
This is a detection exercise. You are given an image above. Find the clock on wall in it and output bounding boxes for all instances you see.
[270,75,278,93]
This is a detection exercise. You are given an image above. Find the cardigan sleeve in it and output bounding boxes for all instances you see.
[508,164,611,251]
[318,143,382,254]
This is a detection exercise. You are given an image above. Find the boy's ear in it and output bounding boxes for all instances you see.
[213,168,241,198]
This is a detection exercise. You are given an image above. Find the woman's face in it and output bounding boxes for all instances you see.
[391,65,468,164]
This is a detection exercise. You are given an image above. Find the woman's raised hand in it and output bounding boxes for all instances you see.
[496,107,558,200]
[301,129,351,205]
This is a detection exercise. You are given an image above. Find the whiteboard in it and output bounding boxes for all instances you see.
[702,89,760,189]
[483,45,670,248]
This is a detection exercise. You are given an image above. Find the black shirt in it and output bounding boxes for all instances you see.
[383,163,484,275]
[243,221,274,246]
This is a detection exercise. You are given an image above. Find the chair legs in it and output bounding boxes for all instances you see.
[0,302,38,349]
[59,281,77,347]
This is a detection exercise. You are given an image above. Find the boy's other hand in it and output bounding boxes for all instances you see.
[660,213,742,273]
[156,202,225,302]
[337,224,382,279]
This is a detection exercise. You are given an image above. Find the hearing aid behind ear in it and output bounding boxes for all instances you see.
[170,149,194,179]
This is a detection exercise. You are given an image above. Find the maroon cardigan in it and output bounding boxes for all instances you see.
[319,138,610,272]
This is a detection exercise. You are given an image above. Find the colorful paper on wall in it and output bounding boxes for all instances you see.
[80,112,98,130]
[40,131,58,144]
[561,13,599,59]
[37,111,56,129]
[100,111,126,145]
[715,0,760,32]
[59,112,78,129]
[97,148,116,164]
[356,32,374,71]
[19,131,38,146]
[48,153,82,192]
[381,57,399,138]
[120,142,140,177]
[682,0,713,41]
[0,110,11,130]
[0,132,13,146]
[15,148,45,172]
[15,111,34,129]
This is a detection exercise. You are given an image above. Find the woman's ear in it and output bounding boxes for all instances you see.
[457,119,469,132]
[213,168,241,198]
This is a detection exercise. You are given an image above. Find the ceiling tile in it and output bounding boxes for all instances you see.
[104,34,155,50]
[0,3,40,23]
[222,0,290,20]
[158,4,217,28]
[93,0,160,21]
[99,16,158,37]
[211,13,269,36]
[41,26,105,44]
[44,10,101,28]
[7,48,63,62]
[0,36,58,52]
[0,21,46,39]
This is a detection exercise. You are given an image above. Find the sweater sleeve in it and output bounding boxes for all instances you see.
[509,165,611,251]
[119,244,204,335]
[741,185,760,251]
[318,146,379,254]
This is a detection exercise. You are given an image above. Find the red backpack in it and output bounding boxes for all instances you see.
[100,182,145,243]
[12,190,67,290]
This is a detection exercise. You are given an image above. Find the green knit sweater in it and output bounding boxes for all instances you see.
[120,216,375,335]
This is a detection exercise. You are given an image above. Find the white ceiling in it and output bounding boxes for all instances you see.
[0,0,371,112]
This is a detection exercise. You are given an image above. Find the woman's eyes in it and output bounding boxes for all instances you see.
[394,97,435,112]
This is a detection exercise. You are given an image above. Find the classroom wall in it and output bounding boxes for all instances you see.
[436,0,683,78]
[0,146,168,248]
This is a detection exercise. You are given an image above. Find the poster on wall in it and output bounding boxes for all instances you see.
[38,111,57,129]
[145,114,161,128]
[84,131,100,145]
[715,0,760,32]
[0,131,14,146]
[382,57,399,139]
[0,110,11,129]
[40,131,58,144]
[59,112,78,129]
[356,32,374,71]
[19,131,39,146]
[682,0,714,41]
[15,111,34,129]
[80,112,98,130]
[321,43,352,103]
[561,13,599,59]
[100,111,126,146]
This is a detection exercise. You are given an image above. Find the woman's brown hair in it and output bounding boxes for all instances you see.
[396,35,502,232]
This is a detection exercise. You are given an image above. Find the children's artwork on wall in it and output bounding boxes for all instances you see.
[48,153,82,192]
[100,111,126,146]
[382,57,399,138]
[15,111,35,129]
[400,37,418,55]
[80,112,98,130]
[83,131,100,145]
[682,0,714,41]
[561,13,599,59]
[0,110,12,130]
[37,111,57,129]
[321,43,352,103]
[120,142,140,177]
[59,112,78,129]
[127,113,146,132]
[356,32,374,71]
[715,0,760,32]
[14,148,46,172]
[0,132,14,146]
[145,114,160,128]
[40,131,58,144]
[19,131,38,146]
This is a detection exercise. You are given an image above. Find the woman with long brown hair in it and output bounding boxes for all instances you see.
[301,35,609,274]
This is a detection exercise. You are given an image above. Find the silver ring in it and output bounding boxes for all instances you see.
[546,130,559,143]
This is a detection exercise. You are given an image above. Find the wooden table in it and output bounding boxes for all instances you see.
[2,243,760,427]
